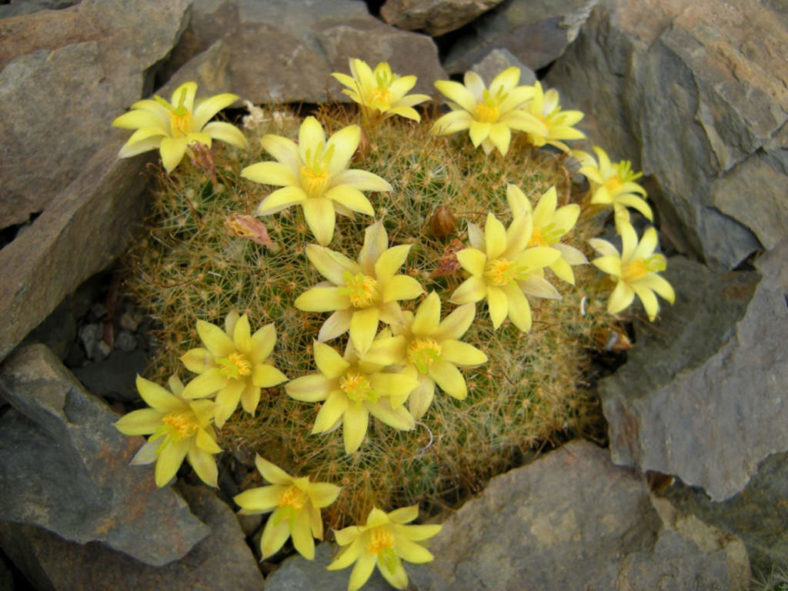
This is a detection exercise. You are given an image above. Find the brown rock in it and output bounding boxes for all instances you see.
[0,141,151,362]
[0,485,264,590]
[380,0,505,36]
[0,0,190,229]
[547,0,787,268]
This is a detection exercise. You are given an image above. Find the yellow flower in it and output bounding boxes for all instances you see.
[432,67,547,156]
[507,184,587,284]
[233,455,340,560]
[450,212,562,331]
[242,116,392,245]
[295,221,424,355]
[589,222,675,321]
[520,81,585,152]
[180,311,288,427]
[375,292,487,418]
[114,375,222,487]
[575,146,652,229]
[113,81,248,173]
[332,58,430,123]
[286,340,417,454]
[327,505,441,591]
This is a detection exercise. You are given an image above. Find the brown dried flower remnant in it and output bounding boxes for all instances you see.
[432,238,465,277]
[429,205,457,238]
[225,213,275,249]
[190,141,217,185]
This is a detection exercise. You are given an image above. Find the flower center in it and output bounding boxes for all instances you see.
[475,101,500,123]
[485,258,517,286]
[369,87,392,109]
[300,165,330,198]
[367,527,395,555]
[340,371,377,404]
[161,411,197,440]
[528,226,548,247]
[277,485,306,511]
[341,272,379,308]
[407,338,442,374]
[622,255,665,283]
[169,111,193,138]
[604,175,623,194]
[217,352,252,380]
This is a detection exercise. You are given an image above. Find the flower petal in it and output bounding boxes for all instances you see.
[429,360,467,399]
[159,137,188,173]
[348,552,377,591]
[302,197,336,246]
[350,307,379,354]
[333,169,392,192]
[632,283,660,321]
[343,404,369,454]
[327,537,362,569]
[256,455,293,485]
[407,377,434,419]
[378,556,408,589]
[435,303,476,340]
[307,482,341,508]
[484,213,507,260]
[253,364,288,388]
[486,285,509,328]
[202,121,247,149]
[441,340,487,366]
[394,536,434,563]
[250,324,277,364]
[136,376,182,413]
[234,485,280,513]
[327,124,361,175]
[314,342,351,378]
[181,348,214,373]
[182,368,228,399]
[367,399,415,431]
[382,275,423,304]
[434,80,477,113]
[456,248,486,276]
[187,446,218,487]
[412,292,441,335]
[450,276,487,305]
[286,374,331,402]
[193,93,239,129]
[261,512,291,558]
[197,320,235,357]
[154,438,189,487]
[114,408,163,436]
[319,310,353,341]
[502,283,532,332]
[213,380,245,426]
[324,185,374,216]
[638,274,675,304]
[291,509,315,560]
[294,286,350,312]
[242,161,298,187]
[359,222,389,274]
[312,391,349,433]
[592,255,622,277]
[374,244,411,283]
[261,133,300,170]
[608,280,636,314]
[306,245,360,284]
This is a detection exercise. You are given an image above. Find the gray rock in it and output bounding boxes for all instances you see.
[71,349,147,403]
[471,48,536,87]
[601,244,788,502]
[114,330,139,353]
[443,0,598,73]
[0,141,150,363]
[408,440,750,590]
[547,0,786,268]
[380,0,505,36]
[0,0,191,229]
[0,0,76,19]
[0,484,264,591]
[662,451,788,576]
[0,345,209,566]
[159,0,445,104]
[265,542,391,591]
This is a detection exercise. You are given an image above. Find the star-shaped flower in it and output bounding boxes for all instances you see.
[115,375,222,487]
[242,116,392,245]
[180,311,288,427]
[233,455,340,560]
[520,81,585,152]
[575,146,652,230]
[589,222,675,321]
[332,58,430,124]
[113,81,248,173]
[432,67,547,156]
[507,184,587,284]
[286,340,417,454]
[295,221,424,355]
[327,505,442,591]
[372,292,487,418]
[451,212,562,331]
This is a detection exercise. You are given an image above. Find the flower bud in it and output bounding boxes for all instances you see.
[429,205,457,238]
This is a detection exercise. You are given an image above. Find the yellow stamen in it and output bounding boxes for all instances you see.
[277,485,306,510]
[369,87,392,109]
[475,102,500,123]
[485,258,517,286]
[162,412,197,440]
[342,272,379,308]
[407,338,442,374]
[300,166,330,198]
[604,175,623,194]
[170,111,193,138]
[217,352,252,379]
[340,371,377,403]
[367,527,395,555]
[528,226,548,247]
[623,254,665,283]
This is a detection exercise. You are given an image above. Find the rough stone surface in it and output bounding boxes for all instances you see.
[265,542,391,591]
[471,47,536,86]
[662,452,788,575]
[380,0,505,36]
[0,0,76,19]
[0,345,209,566]
[0,484,264,591]
[408,441,749,590]
[71,349,148,403]
[0,142,151,363]
[160,0,445,103]
[0,0,190,229]
[601,245,788,502]
[443,0,598,73]
[547,0,787,268]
